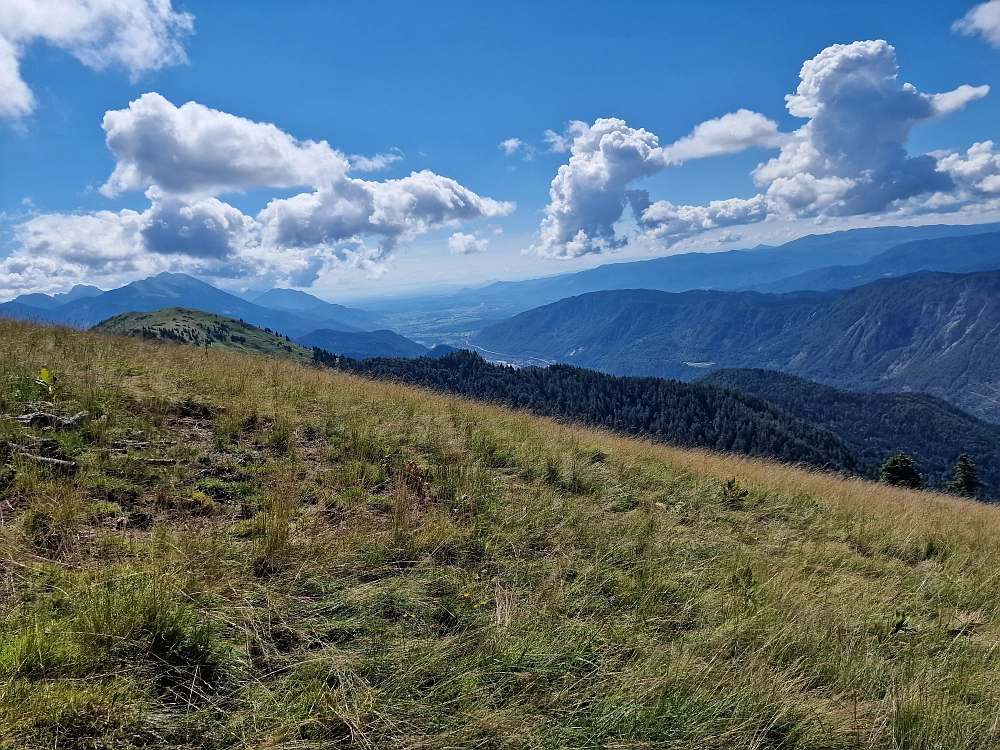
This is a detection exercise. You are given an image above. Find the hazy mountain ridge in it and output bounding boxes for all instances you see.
[473,270,1000,422]
[1,273,378,336]
[747,231,1000,293]
[248,287,379,330]
[295,328,431,359]
[362,223,1000,339]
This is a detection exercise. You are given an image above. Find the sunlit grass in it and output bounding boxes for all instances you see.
[1,316,1000,748]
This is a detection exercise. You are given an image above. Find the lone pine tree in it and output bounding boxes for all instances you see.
[880,453,922,489]
[949,454,983,497]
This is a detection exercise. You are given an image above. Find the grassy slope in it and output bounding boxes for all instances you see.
[93,307,314,364]
[2,318,1000,749]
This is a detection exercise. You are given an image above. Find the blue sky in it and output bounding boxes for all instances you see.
[2,0,999,301]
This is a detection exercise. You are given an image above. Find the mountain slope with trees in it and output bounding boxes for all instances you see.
[93,307,315,363]
[312,349,859,475]
[473,270,1000,422]
[313,350,999,498]
[699,368,1000,495]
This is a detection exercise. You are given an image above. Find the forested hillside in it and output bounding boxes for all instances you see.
[473,270,1000,422]
[314,349,859,473]
[700,368,1000,494]
[314,350,999,497]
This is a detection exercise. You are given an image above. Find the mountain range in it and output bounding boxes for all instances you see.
[747,231,1000,293]
[473,270,1000,422]
[362,223,1000,339]
[0,272,377,337]
[84,301,1000,497]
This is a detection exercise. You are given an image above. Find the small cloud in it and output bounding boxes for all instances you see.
[543,130,568,153]
[483,224,503,236]
[543,122,588,153]
[717,230,743,244]
[348,149,403,172]
[448,232,489,254]
[499,138,535,161]
[953,1,1000,47]
[499,138,524,156]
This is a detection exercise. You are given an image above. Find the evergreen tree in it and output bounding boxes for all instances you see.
[948,454,982,497]
[880,453,922,488]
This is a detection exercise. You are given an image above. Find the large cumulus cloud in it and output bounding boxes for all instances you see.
[753,40,986,217]
[0,94,514,297]
[536,40,991,258]
[100,93,350,196]
[0,0,192,119]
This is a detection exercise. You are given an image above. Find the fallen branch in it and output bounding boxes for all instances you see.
[20,435,62,455]
[15,411,91,429]
[17,452,77,473]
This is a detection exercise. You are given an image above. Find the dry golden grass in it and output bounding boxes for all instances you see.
[1,317,1000,749]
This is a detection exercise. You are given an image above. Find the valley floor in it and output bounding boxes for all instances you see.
[1,319,999,748]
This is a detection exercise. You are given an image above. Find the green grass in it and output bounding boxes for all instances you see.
[2,316,1000,748]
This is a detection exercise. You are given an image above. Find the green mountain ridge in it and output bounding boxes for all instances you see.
[92,307,314,363]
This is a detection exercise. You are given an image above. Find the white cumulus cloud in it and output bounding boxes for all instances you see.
[534,110,783,258]
[954,1,1000,47]
[0,0,193,119]
[348,150,403,172]
[100,93,349,197]
[756,40,988,218]
[661,109,786,162]
[448,232,489,254]
[499,138,524,156]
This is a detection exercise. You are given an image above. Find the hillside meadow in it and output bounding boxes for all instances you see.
[1,318,1000,749]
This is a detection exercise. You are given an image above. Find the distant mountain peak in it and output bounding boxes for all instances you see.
[251,287,329,311]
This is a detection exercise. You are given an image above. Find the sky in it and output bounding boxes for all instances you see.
[1,0,1000,302]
